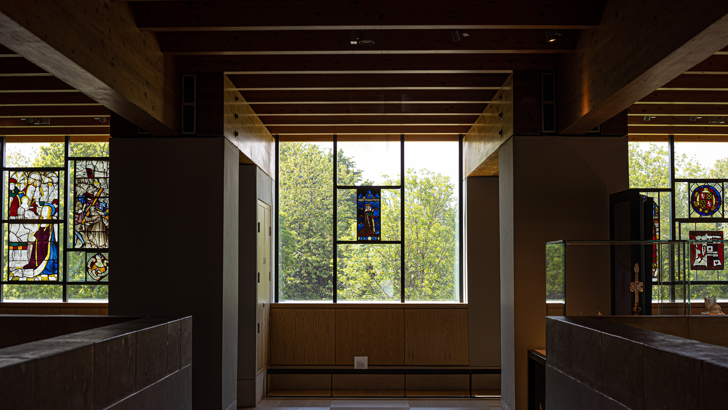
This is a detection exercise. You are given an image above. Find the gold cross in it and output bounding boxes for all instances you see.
[630,263,643,315]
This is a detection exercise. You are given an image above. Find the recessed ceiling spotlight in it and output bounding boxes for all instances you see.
[358,38,375,46]
[351,31,375,46]
[545,29,562,43]
[451,29,470,43]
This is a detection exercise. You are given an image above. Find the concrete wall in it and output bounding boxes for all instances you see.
[110,137,239,410]
[466,177,501,370]
[499,136,629,409]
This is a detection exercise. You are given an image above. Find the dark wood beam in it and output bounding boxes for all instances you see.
[259,114,479,125]
[250,103,487,115]
[178,54,558,73]
[687,55,728,73]
[640,90,728,104]
[0,76,74,92]
[628,104,728,116]
[0,59,48,76]
[630,135,728,142]
[157,29,577,55]
[0,93,97,105]
[0,105,108,118]
[0,126,110,136]
[135,0,600,31]
[267,124,470,134]
[0,0,179,135]
[242,90,495,103]
[0,118,108,127]
[558,0,728,135]
[628,125,728,135]
[278,134,459,141]
[661,74,728,90]
[226,74,510,89]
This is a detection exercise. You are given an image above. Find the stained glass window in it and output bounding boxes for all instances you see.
[689,182,723,218]
[73,160,109,249]
[357,188,381,241]
[0,140,110,301]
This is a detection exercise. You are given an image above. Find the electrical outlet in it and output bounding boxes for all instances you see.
[354,356,368,369]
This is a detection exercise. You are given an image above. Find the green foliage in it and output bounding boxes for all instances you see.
[279,142,458,301]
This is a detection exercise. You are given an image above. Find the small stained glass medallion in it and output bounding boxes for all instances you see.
[73,160,109,249]
[87,252,109,281]
[689,231,724,271]
[357,188,381,241]
[8,171,60,220]
[689,183,723,217]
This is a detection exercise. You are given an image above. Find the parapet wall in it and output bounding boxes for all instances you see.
[0,315,192,410]
[546,316,728,410]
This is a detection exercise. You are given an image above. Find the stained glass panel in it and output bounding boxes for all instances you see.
[688,182,723,218]
[689,231,724,270]
[73,160,109,249]
[357,188,381,241]
[7,223,60,281]
[8,171,60,220]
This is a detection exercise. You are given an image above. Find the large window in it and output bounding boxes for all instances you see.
[0,139,109,302]
[278,137,461,302]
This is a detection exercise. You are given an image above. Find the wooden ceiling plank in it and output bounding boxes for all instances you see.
[0,126,110,136]
[0,105,109,118]
[178,54,558,72]
[157,29,577,54]
[0,76,75,92]
[0,93,98,106]
[628,104,728,116]
[661,74,728,89]
[226,73,509,89]
[0,0,179,135]
[259,114,480,125]
[0,59,48,76]
[639,90,728,104]
[629,134,728,142]
[278,134,459,142]
[558,0,728,135]
[687,55,728,73]
[627,125,728,135]
[249,103,488,115]
[0,118,109,127]
[240,89,495,103]
[134,0,600,31]
[267,124,470,134]
[627,116,728,125]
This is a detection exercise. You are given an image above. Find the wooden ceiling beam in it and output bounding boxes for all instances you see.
[661,74,728,90]
[267,124,470,134]
[0,76,75,92]
[628,104,728,116]
[226,73,509,89]
[0,126,110,136]
[259,114,479,125]
[178,53,558,73]
[628,116,728,125]
[640,90,728,104]
[0,59,48,76]
[157,29,577,54]
[241,89,495,103]
[0,0,179,135]
[0,118,108,127]
[558,0,728,135]
[628,125,728,135]
[134,0,600,31]
[0,105,108,118]
[0,93,98,106]
[629,135,728,142]
[249,103,488,115]
[278,134,460,142]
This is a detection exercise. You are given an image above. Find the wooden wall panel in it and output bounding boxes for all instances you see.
[335,309,405,366]
[270,308,335,365]
[405,309,468,365]
[0,304,108,315]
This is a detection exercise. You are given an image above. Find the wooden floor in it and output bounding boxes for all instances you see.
[244,398,502,409]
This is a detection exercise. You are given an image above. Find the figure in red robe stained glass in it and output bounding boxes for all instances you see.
[357,188,381,241]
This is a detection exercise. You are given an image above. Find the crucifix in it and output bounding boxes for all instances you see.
[629,263,643,315]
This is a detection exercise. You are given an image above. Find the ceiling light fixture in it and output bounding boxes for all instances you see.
[690,116,703,122]
[451,29,470,43]
[351,31,375,46]
[545,29,562,43]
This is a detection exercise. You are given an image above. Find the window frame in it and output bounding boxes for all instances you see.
[275,134,464,303]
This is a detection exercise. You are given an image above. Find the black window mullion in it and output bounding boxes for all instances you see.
[400,134,405,303]
[62,137,70,302]
[0,137,4,302]
[459,134,464,303]
[333,134,338,303]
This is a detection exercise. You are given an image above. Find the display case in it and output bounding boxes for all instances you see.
[546,239,728,316]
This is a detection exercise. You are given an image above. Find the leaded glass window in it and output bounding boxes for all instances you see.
[0,139,110,301]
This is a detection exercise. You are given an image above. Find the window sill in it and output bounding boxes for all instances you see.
[271,302,467,309]
[0,302,108,308]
